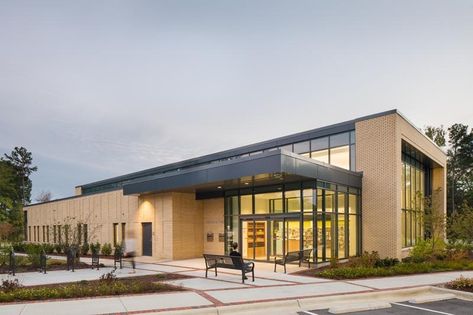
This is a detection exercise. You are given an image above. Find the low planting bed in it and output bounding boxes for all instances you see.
[0,273,188,303]
[314,260,473,280]
[0,256,90,274]
[294,243,473,280]
[445,276,473,293]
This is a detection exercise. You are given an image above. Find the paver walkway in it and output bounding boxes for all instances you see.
[1,257,473,314]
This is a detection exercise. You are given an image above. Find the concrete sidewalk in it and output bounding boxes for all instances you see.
[1,258,473,315]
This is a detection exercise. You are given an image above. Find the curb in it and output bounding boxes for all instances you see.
[154,286,442,315]
[408,293,456,304]
[328,302,391,314]
[430,286,473,301]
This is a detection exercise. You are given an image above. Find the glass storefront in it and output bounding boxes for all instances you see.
[224,181,361,262]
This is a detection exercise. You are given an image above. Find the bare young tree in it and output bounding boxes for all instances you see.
[35,191,52,203]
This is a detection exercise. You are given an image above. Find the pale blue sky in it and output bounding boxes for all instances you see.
[0,1,472,200]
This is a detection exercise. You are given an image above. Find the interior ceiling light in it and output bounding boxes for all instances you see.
[217,186,222,189]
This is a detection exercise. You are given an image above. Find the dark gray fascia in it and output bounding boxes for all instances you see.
[122,150,362,196]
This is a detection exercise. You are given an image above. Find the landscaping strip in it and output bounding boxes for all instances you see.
[0,274,187,303]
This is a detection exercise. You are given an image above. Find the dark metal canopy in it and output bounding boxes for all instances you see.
[122,150,362,197]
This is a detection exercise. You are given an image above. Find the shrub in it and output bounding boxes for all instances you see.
[54,244,62,254]
[318,260,473,280]
[446,276,473,292]
[101,243,112,256]
[99,270,116,282]
[374,257,400,268]
[11,242,26,253]
[43,244,55,255]
[25,244,43,267]
[114,244,123,256]
[446,240,473,260]
[1,278,22,292]
[80,243,90,256]
[348,251,380,268]
[90,242,101,255]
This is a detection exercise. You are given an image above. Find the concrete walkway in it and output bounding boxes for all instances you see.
[1,257,473,315]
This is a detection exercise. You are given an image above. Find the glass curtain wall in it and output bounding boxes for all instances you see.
[273,131,356,171]
[401,152,428,248]
[224,181,361,262]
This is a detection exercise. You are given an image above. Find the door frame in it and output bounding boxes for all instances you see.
[141,222,153,257]
[240,213,301,261]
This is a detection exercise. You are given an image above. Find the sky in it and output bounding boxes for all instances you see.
[1,0,472,200]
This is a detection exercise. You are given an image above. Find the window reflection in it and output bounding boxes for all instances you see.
[330,146,350,169]
[255,191,283,214]
[311,149,329,163]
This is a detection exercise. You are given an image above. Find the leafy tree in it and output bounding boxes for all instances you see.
[448,203,473,243]
[424,125,446,147]
[0,160,22,239]
[35,191,52,203]
[2,146,38,205]
[424,124,473,215]
[447,124,473,215]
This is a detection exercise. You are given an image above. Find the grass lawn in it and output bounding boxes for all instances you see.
[0,273,188,303]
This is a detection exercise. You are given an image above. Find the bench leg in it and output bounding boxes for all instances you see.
[242,271,245,284]
[252,269,254,282]
[284,264,286,274]
[274,262,276,272]
[205,268,208,278]
[215,266,217,277]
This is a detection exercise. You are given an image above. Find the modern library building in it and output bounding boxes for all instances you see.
[24,110,447,262]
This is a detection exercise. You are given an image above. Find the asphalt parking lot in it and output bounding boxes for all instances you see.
[299,298,473,315]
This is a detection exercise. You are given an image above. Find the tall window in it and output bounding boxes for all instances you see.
[58,225,62,244]
[113,223,119,246]
[401,150,427,248]
[121,223,126,242]
[83,224,88,244]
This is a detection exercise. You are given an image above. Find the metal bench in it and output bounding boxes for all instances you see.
[274,249,312,273]
[203,254,254,283]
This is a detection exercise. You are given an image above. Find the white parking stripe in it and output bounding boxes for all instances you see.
[300,311,318,315]
[392,302,454,315]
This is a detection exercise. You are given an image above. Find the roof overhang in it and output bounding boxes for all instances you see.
[123,150,362,197]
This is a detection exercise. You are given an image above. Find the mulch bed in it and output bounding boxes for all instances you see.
[0,261,90,274]
[0,273,192,303]
[26,273,191,289]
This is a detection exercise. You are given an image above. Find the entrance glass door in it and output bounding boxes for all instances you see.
[242,217,306,261]
[269,220,283,260]
[285,220,300,253]
[241,220,267,260]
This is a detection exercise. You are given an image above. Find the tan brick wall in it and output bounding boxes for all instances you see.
[172,192,204,259]
[356,114,400,258]
[355,112,447,259]
[203,198,224,255]
[24,190,139,246]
